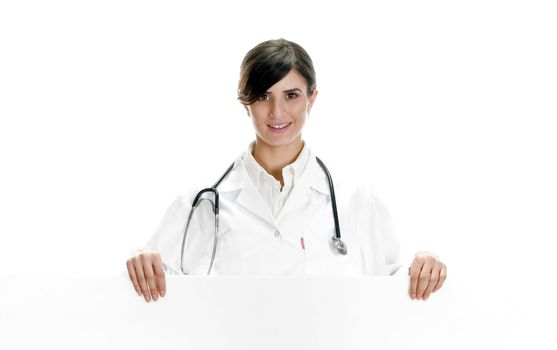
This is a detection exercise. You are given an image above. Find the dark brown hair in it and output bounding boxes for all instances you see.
[238,38,316,105]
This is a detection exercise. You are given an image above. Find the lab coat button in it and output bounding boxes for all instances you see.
[274,230,280,237]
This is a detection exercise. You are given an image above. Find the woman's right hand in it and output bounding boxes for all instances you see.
[126,251,166,303]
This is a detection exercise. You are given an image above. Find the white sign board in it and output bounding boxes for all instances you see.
[0,276,456,349]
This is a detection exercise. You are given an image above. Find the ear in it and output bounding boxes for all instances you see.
[307,89,318,113]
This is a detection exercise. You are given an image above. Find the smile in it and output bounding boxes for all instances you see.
[267,122,292,133]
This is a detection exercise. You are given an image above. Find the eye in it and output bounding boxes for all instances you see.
[286,92,298,99]
[258,93,270,101]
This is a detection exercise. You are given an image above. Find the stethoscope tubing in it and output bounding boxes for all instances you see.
[315,157,341,240]
[180,157,345,275]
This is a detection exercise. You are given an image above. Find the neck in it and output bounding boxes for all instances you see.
[251,137,304,183]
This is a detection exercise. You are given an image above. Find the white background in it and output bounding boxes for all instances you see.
[1,0,556,346]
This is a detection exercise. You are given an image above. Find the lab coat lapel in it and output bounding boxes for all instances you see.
[218,157,276,227]
[217,150,332,227]
[277,152,331,222]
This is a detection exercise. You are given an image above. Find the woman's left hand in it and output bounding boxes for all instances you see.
[408,252,447,301]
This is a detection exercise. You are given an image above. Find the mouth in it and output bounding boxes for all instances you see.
[267,122,292,133]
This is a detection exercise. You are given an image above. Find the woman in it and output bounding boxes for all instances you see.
[126,38,447,303]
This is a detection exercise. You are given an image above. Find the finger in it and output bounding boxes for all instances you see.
[153,256,166,297]
[422,264,441,300]
[416,261,433,300]
[133,258,151,303]
[142,255,159,302]
[432,265,447,293]
[126,260,142,296]
[409,258,425,300]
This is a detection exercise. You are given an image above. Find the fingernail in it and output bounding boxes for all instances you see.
[137,290,142,297]
[161,290,166,297]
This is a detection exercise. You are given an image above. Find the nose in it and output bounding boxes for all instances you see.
[270,98,285,119]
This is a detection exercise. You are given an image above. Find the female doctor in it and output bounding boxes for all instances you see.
[126,38,447,303]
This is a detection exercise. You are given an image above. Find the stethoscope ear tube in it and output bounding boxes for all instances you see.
[208,212,218,275]
[181,187,219,275]
[180,195,220,275]
[180,204,197,275]
[192,188,219,214]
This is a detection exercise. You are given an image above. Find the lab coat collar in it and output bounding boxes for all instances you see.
[217,147,331,226]
[243,140,310,190]
[217,147,330,195]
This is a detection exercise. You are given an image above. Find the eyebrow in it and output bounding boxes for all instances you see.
[264,88,303,94]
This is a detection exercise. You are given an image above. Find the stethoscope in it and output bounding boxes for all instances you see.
[180,157,347,275]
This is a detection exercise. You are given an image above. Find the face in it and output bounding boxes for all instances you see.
[245,69,317,149]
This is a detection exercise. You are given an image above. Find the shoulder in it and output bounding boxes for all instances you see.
[307,149,387,207]
[170,183,205,210]
[340,181,384,207]
[334,173,391,218]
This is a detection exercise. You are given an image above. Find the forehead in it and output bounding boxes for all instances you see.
[267,69,307,91]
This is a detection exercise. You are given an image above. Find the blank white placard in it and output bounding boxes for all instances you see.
[0,275,457,350]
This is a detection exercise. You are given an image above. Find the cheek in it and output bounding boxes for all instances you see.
[249,109,269,131]
[292,104,309,119]
[249,106,268,121]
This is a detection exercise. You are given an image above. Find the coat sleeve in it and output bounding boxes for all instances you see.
[358,184,404,276]
[371,186,404,275]
[129,187,199,275]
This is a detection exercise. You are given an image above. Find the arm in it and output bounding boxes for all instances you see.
[365,184,447,299]
[126,188,199,302]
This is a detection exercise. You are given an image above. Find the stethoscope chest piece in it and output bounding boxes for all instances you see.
[330,236,348,255]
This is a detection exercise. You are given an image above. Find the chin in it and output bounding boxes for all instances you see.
[260,136,301,148]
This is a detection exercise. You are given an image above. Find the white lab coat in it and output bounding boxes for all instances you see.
[137,148,404,276]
